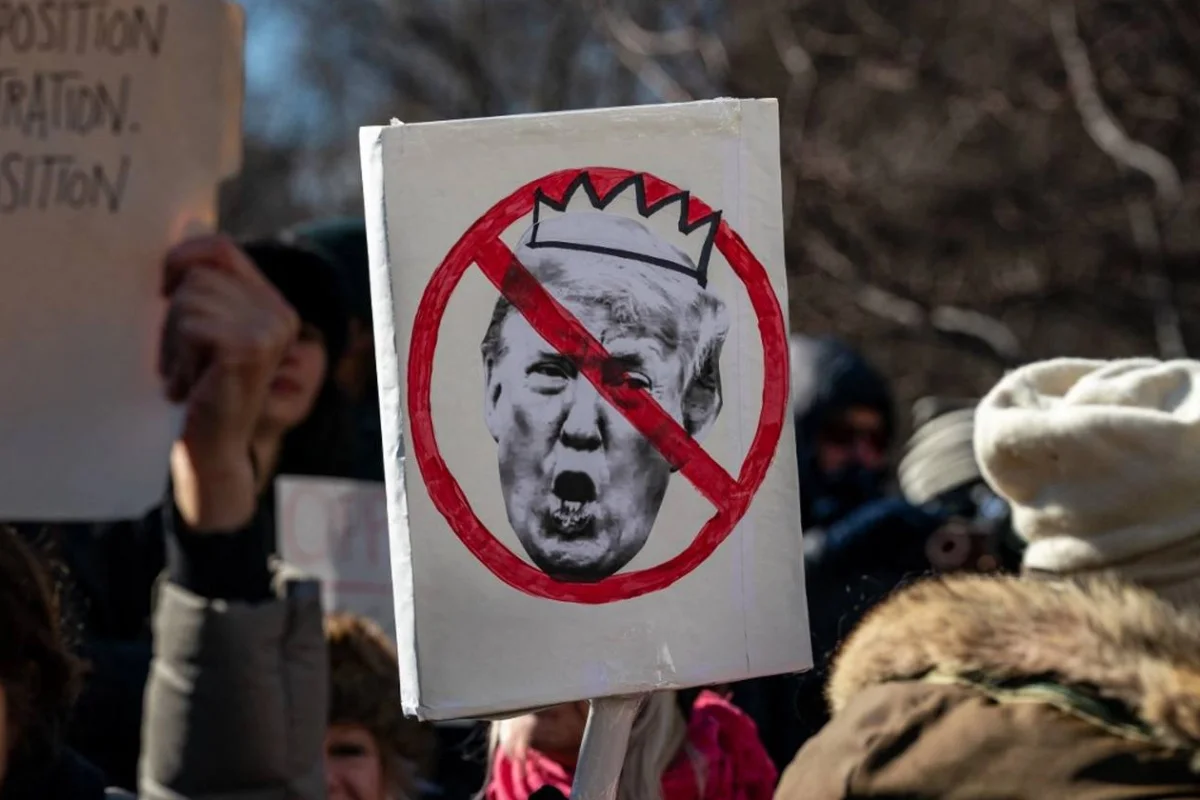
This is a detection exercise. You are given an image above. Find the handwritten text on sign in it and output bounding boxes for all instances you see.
[276,475,397,640]
[0,2,169,213]
[0,0,242,521]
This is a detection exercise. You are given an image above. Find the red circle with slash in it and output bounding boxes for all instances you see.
[408,167,789,604]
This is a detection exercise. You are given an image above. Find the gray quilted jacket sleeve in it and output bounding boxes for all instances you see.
[137,566,328,800]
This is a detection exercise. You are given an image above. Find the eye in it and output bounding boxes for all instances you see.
[327,742,369,758]
[529,361,570,380]
[526,359,573,394]
[622,372,651,391]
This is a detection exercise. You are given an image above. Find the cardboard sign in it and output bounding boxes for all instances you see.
[0,0,244,520]
[276,475,396,640]
[361,99,810,720]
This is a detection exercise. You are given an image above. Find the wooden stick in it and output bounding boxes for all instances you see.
[569,694,645,800]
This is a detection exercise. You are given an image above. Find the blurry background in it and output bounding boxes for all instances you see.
[226,0,1200,433]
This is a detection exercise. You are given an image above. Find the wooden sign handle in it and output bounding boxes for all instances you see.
[569,695,646,800]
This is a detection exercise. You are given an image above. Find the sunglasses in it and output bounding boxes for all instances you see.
[818,419,888,452]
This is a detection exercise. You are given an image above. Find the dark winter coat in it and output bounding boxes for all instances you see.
[776,574,1200,799]
[1,553,324,800]
[0,743,132,800]
[138,563,328,800]
[734,337,930,771]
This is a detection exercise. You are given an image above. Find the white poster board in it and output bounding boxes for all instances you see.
[0,0,244,520]
[276,475,396,640]
[362,99,810,720]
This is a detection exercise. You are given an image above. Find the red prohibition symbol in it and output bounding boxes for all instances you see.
[407,167,790,604]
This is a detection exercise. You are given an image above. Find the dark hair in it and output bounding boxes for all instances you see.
[240,237,357,479]
[286,218,372,327]
[791,336,895,447]
[326,613,435,795]
[240,238,350,367]
[0,526,82,754]
[275,378,356,478]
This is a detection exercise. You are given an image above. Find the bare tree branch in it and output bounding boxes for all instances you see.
[1160,0,1200,76]
[803,233,1023,365]
[585,1,694,103]
[930,307,1022,363]
[1050,0,1187,357]
[607,44,695,103]
[766,3,817,224]
[1125,195,1186,357]
[1049,1,1183,206]
[845,0,901,42]
[406,14,504,115]
[597,5,727,75]
[533,4,588,110]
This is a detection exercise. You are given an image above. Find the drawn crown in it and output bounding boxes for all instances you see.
[526,172,722,289]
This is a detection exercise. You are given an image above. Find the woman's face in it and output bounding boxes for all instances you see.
[262,322,327,432]
[325,723,387,800]
[527,701,590,764]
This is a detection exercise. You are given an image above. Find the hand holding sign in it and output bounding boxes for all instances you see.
[164,235,299,533]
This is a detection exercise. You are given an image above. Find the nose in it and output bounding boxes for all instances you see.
[559,381,603,452]
[279,340,301,367]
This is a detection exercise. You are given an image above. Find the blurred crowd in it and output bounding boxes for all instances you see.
[5,217,1200,800]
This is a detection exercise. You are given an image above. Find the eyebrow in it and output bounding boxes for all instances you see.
[606,352,648,372]
[327,742,369,757]
[604,339,668,368]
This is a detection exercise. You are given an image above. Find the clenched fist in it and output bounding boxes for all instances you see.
[160,235,299,532]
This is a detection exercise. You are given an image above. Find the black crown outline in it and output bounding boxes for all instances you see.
[527,171,722,289]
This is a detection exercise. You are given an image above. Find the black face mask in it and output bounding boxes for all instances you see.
[806,462,888,529]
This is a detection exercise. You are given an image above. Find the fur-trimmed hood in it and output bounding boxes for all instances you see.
[828,574,1200,749]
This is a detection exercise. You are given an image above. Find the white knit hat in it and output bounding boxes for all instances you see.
[975,357,1200,606]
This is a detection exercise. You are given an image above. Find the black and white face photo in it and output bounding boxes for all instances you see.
[480,211,729,582]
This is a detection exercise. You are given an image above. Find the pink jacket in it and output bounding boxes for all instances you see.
[486,691,777,800]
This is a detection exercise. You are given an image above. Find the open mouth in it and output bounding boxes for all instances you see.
[545,471,599,538]
[547,497,598,536]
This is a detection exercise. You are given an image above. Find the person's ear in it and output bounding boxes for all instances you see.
[682,344,724,443]
[483,356,504,443]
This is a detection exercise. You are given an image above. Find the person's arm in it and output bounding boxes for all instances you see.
[157,234,283,606]
[162,495,272,603]
[137,235,327,800]
[161,234,293,535]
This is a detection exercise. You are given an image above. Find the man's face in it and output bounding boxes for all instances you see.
[816,406,888,477]
[484,300,692,582]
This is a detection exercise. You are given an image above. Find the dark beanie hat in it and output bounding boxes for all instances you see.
[790,335,895,446]
[240,238,349,366]
[286,218,371,327]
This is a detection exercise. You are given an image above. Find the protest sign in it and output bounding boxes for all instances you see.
[276,475,396,640]
[0,0,244,519]
[362,99,810,721]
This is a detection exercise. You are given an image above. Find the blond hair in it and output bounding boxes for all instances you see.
[488,692,701,800]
